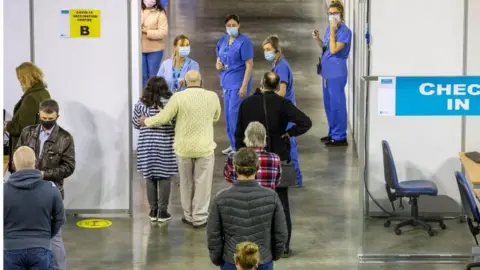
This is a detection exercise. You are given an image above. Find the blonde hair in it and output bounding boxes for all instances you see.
[13,146,36,171]
[329,0,345,20]
[234,242,260,270]
[262,35,281,54]
[16,62,46,90]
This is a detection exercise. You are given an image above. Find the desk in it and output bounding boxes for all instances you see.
[4,155,9,175]
[460,152,480,186]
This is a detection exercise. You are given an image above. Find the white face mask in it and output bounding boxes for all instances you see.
[328,14,341,22]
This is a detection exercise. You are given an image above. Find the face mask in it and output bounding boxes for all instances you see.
[226,27,238,36]
[329,14,341,22]
[143,0,156,8]
[41,120,56,130]
[178,46,191,57]
[264,51,276,62]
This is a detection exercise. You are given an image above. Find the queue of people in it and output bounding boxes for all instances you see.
[4,67,76,270]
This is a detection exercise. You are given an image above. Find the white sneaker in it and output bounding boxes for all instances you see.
[222,147,233,155]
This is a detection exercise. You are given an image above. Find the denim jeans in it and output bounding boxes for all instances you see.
[142,50,164,88]
[221,262,273,270]
[4,247,52,270]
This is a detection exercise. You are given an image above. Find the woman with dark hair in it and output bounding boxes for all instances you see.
[216,14,254,155]
[141,0,168,88]
[157,34,200,92]
[133,76,177,222]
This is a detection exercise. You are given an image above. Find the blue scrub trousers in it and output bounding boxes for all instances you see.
[322,76,348,141]
[224,89,242,150]
[221,262,273,270]
[287,122,303,186]
[142,50,164,88]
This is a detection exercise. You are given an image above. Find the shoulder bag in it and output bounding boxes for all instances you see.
[262,94,297,188]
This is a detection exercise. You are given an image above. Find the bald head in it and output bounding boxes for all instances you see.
[13,146,36,171]
[185,70,202,87]
[261,71,280,91]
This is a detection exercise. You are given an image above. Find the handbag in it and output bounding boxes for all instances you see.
[262,94,297,188]
[316,45,327,75]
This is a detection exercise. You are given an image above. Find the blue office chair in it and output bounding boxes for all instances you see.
[455,171,480,269]
[381,140,446,236]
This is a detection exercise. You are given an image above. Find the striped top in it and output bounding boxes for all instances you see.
[132,98,177,179]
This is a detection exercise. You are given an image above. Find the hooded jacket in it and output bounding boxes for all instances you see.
[4,169,65,250]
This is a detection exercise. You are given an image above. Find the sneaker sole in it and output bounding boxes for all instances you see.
[158,216,172,223]
[149,217,158,222]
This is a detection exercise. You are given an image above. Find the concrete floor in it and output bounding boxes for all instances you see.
[62,0,472,269]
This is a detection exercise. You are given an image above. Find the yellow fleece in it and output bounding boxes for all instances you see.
[144,87,221,158]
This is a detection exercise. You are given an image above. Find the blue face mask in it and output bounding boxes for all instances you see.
[264,51,276,62]
[178,46,190,57]
[226,27,238,36]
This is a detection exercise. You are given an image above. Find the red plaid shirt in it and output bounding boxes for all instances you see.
[224,147,282,190]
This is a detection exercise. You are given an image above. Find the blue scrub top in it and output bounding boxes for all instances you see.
[157,57,200,92]
[321,24,352,79]
[216,33,254,91]
[272,57,296,104]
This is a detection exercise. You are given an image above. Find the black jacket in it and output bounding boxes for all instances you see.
[235,90,312,161]
[207,181,288,266]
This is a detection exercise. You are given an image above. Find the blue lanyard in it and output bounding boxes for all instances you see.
[222,36,236,66]
[172,59,185,91]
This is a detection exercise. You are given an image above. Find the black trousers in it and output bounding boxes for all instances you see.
[275,187,291,250]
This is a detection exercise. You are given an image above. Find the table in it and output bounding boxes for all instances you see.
[4,155,9,175]
[460,152,480,199]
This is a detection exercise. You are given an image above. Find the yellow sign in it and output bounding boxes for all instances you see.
[76,219,112,229]
[69,9,101,38]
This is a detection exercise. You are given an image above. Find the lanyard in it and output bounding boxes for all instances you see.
[172,58,185,91]
[222,36,236,69]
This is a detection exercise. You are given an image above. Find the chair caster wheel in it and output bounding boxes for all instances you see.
[384,220,391,228]
[439,223,447,230]
[428,230,435,237]
[394,229,402,235]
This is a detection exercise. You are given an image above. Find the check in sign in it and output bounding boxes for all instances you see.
[378,76,480,116]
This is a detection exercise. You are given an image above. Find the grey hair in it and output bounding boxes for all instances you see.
[244,121,267,147]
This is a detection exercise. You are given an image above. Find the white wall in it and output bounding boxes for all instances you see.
[366,0,465,214]
[131,0,140,151]
[33,0,131,211]
[465,0,480,151]
[3,0,31,116]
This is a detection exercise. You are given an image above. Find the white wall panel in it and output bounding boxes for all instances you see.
[3,0,31,116]
[33,0,131,211]
[465,0,480,152]
[367,0,465,214]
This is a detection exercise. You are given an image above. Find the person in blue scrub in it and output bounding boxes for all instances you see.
[262,35,304,187]
[157,34,200,92]
[216,14,254,155]
[313,0,351,146]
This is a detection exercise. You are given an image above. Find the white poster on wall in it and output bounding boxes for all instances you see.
[377,77,396,116]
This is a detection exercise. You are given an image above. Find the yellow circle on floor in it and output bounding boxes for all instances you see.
[76,219,112,229]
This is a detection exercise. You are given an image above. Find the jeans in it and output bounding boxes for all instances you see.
[276,187,291,250]
[146,177,171,212]
[52,230,66,270]
[142,50,164,88]
[221,262,273,270]
[4,247,52,270]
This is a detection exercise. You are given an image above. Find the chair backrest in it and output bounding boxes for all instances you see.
[455,171,480,222]
[381,140,400,189]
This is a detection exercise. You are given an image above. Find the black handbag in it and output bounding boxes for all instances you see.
[262,94,297,188]
[316,45,327,75]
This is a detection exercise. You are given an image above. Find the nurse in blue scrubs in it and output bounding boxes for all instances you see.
[262,35,304,187]
[157,34,200,92]
[216,14,254,155]
[313,0,352,146]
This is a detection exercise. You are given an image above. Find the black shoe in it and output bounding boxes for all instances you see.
[149,209,158,222]
[325,139,348,147]
[193,222,207,229]
[157,211,172,223]
[320,136,331,142]
[182,217,193,226]
[282,248,292,258]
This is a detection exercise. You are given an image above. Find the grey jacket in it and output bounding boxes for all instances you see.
[207,180,288,266]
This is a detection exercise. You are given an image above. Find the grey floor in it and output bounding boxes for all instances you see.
[62,0,473,269]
